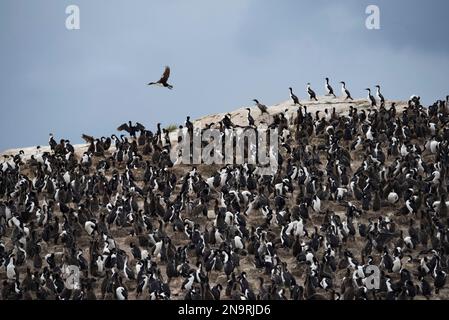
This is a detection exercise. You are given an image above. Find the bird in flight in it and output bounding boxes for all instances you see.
[148,66,173,89]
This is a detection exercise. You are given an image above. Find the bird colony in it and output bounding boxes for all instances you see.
[1,80,449,300]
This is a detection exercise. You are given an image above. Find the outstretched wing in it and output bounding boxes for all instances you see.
[135,122,146,131]
[82,134,94,143]
[159,66,170,83]
[117,123,130,132]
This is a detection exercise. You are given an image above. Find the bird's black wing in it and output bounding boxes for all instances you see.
[160,66,171,83]
[81,134,94,143]
[135,122,146,131]
[117,123,130,132]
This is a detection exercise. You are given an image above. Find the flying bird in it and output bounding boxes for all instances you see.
[148,66,173,89]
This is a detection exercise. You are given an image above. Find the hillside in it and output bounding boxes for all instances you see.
[1,95,449,301]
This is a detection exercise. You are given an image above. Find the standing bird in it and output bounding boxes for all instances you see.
[6,256,18,280]
[307,83,318,101]
[245,108,255,127]
[116,287,128,300]
[289,87,301,105]
[185,116,194,132]
[366,88,377,107]
[340,81,353,100]
[148,66,173,89]
[49,134,57,150]
[84,220,97,236]
[325,78,336,98]
[434,270,447,294]
[221,113,234,129]
[253,99,269,114]
[375,85,385,106]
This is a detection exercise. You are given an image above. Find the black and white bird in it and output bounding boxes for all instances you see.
[84,220,97,236]
[325,78,336,98]
[307,83,318,101]
[289,87,301,105]
[366,88,377,107]
[375,85,385,106]
[6,255,17,280]
[49,133,57,150]
[116,286,128,300]
[340,81,353,100]
[148,66,173,89]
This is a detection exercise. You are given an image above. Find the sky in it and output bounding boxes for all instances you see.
[1,0,449,151]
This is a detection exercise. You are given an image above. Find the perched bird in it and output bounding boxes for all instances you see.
[246,108,255,127]
[84,220,97,236]
[253,99,269,114]
[289,87,301,105]
[117,121,145,138]
[375,85,385,106]
[325,78,336,98]
[116,287,128,300]
[366,88,377,107]
[340,81,353,100]
[307,83,318,101]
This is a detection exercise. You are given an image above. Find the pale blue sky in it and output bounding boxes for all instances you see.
[1,0,448,151]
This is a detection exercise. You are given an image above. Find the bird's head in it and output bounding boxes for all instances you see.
[252,99,259,104]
